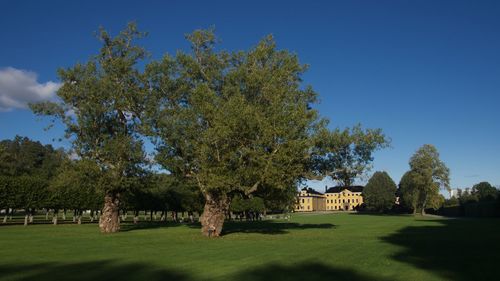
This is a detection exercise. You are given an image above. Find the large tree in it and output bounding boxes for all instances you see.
[312,125,389,187]
[400,144,450,215]
[31,23,147,233]
[363,171,397,212]
[146,29,324,236]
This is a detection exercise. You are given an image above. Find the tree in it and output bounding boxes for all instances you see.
[398,171,420,213]
[50,160,104,224]
[472,182,497,201]
[146,29,324,236]
[0,137,65,223]
[0,176,14,223]
[400,144,450,215]
[31,23,147,233]
[10,175,48,225]
[363,171,397,212]
[312,125,389,187]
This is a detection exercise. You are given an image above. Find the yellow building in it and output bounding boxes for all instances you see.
[325,186,364,211]
[295,186,364,212]
[295,187,326,212]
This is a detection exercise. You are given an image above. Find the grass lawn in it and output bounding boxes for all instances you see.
[0,213,498,281]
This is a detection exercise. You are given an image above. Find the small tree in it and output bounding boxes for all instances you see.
[399,171,420,213]
[11,175,48,225]
[400,144,450,215]
[363,171,397,212]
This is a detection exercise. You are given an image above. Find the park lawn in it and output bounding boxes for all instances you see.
[0,213,498,281]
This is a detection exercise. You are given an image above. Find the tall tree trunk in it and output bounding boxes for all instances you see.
[99,192,120,233]
[421,193,428,216]
[133,210,139,224]
[77,210,82,225]
[53,209,58,225]
[24,213,29,226]
[200,193,229,237]
[62,209,66,220]
[3,208,9,223]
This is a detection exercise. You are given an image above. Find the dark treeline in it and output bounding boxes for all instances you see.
[0,136,299,226]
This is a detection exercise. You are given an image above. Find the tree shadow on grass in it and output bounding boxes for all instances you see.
[381,218,500,281]
[0,260,191,281]
[0,261,388,281]
[233,262,390,281]
[221,220,335,235]
[121,220,335,235]
[120,221,186,232]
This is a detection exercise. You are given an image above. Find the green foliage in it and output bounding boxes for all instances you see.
[10,175,48,210]
[0,136,64,178]
[398,171,420,212]
[231,196,266,213]
[0,136,65,213]
[363,171,397,211]
[49,160,104,211]
[312,125,389,186]
[30,23,148,195]
[399,144,449,214]
[471,181,497,201]
[147,29,324,203]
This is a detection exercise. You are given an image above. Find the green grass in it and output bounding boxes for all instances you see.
[0,213,498,281]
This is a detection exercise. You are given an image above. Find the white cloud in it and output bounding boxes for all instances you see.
[0,67,61,111]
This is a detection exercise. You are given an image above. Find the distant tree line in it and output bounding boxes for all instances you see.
[440,182,500,217]
[360,144,499,217]
[0,135,347,227]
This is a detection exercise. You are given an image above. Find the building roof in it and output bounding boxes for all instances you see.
[300,187,324,196]
[325,185,364,193]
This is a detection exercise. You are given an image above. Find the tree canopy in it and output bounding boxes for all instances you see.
[399,144,449,215]
[312,125,389,187]
[363,171,397,212]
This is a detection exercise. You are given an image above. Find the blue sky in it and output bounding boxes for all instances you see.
[1,0,499,192]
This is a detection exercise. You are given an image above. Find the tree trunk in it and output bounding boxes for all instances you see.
[77,210,82,225]
[53,209,58,225]
[421,194,428,216]
[99,192,120,233]
[62,209,66,220]
[3,208,9,223]
[200,193,229,237]
[24,214,28,226]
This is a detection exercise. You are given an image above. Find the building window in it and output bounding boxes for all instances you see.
[302,199,304,203]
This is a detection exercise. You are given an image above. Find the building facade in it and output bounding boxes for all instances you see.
[296,187,326,212]
[295,186,364,212]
